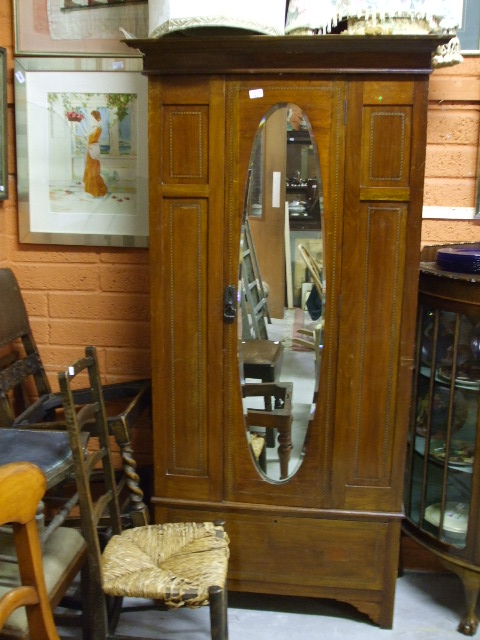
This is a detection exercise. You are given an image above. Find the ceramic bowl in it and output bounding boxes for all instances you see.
[424,502,468,542]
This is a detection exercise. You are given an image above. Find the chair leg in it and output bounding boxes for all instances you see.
[82,558,108,640]
[118,440,149,527]
[107,595,124,635]
[208,586,228,640]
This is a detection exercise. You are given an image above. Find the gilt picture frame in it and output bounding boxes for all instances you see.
[0,48,7,201]
[13,0,147,56]
[14,57,148,246]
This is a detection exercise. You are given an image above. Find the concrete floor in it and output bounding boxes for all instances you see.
[59,571,472,639]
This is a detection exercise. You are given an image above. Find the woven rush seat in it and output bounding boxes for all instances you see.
[61,346,230,639]
[102,521,229,607]
[248,433,266,460]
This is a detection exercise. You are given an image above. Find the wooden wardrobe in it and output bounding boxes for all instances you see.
[128,34,449,628]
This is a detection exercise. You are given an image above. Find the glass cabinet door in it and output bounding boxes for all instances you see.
[405,304,479,550]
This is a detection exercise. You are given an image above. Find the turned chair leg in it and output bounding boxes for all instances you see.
[118,439,149,527]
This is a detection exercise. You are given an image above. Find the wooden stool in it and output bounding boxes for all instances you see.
[239,339,284,408]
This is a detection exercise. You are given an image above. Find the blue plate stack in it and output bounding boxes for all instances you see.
[436,247,480,274]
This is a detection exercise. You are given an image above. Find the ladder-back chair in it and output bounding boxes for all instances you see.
[0,267,150,527]
[61,346,230,640]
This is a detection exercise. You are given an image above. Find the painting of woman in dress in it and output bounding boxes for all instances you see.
[83,109,107,197]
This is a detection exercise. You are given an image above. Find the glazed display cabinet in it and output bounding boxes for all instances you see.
[404,244,480,636]
[128,34,450,629]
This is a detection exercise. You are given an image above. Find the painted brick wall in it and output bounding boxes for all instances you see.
[423,56,480,246]
[1,2,480,388]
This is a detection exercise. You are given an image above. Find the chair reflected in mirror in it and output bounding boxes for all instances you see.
[242,382,293,480]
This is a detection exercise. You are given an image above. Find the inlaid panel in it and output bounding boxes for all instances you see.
[334,202,408,510]
[164,199,208,476]
[361,106,412,191]
[348,204,407,485]
[162,106,209,183]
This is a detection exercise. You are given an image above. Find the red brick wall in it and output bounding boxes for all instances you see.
[1,3,480,386]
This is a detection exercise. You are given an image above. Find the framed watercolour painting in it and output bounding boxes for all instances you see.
[14,0,147,56]
[0,48,7,201]
[457,0,480,53]
[14,57,148,247]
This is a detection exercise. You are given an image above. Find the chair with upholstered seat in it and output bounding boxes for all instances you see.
[0,461,81,640]
[0,266,150,528]
[60,345,230,640]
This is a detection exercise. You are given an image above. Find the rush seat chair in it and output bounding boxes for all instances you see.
[60,345,230,640]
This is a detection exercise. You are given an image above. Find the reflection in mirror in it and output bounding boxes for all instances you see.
[238,103,325,482]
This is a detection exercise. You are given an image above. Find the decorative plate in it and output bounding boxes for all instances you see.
[431,441,474,466]
[437,247,480,274]
[438,367,480,389]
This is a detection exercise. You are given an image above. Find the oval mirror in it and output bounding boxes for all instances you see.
[238,103,325,482]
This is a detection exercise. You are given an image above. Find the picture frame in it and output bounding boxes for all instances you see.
[0,48,7,201]
[13,0,147,57]
[457,0,480,54]
[14,57,148,247]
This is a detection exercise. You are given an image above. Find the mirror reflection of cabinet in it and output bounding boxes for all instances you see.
[129,35,450,629]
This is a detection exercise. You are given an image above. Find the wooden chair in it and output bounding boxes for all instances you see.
[0,267,150,527]
[240,338,284,403]
[0,462,83,640]
[242,382,293,480]
[239,339,284,449]
[60,345,230,640]
[238,223,286,445]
